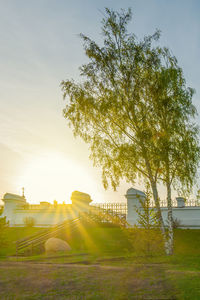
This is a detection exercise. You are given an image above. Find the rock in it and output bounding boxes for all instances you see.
[45,237,71,254]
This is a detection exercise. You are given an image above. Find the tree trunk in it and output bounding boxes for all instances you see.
[150,180,168,252]
[166,181,174,255]
[143,153,168,254]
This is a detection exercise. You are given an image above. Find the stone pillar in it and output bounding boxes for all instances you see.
[2,193,27,226]
[176,197,185,208]
[125,188,146,226]
[71,191,92,215]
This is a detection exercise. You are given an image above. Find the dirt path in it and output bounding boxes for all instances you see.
[0,260,126,270]
[0,261,176,299]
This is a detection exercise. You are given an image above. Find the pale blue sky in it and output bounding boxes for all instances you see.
[0,0,200,204]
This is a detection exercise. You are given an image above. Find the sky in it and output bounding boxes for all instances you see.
[0,0,200,204]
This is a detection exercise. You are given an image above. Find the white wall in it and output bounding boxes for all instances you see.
[2,192,92,227]
[161,207,200,229]
[126,188,200,229]
[3,189,200,228]
[10,208,77,227]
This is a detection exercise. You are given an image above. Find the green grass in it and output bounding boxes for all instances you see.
[167,270,200,300]
[1,226,200,299]
[1,224,132,257]
[174,229,200,255]
[0,227,43,256]
[65,225,132,254]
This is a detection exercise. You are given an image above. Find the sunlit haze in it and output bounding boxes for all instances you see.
[0,0,200,204]
[15,152,103,204]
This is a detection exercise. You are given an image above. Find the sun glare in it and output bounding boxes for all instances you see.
[16,153,102,204]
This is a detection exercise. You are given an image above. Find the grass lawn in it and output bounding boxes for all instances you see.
[0,261,176,300]
[1,227,200,299]
[0,227,43,256]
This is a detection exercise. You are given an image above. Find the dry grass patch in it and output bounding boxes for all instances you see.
[0,262,176,299]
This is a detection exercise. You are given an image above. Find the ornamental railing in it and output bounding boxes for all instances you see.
[150,199,200,207]
[150,200,177,207]
[16,218,80,256]
[91,202,127,216]
[91,199,200,216]
[184,200,200,207]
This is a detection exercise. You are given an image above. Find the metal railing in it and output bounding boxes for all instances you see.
[91,199,200,212]
[185,200,200,207]
[150,200,177,207]
[150,199,200,207]
[81,207,129,228]
[91,202,127,216]
[16,218,79,256]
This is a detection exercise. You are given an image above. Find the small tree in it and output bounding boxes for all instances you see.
[135,182,159,230]
[133,182,163,255]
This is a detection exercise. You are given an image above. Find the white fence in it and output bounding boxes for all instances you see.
[126,188,200,229]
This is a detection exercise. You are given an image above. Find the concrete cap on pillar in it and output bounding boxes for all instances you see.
[176,197,185,208]
[125,188,146,198]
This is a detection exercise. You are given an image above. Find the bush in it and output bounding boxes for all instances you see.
[23,217,36,227]
[128,227,164,256]
[0,207,3,216]
[128,182,165,256]
[0,217,9,249]
[172,217,182,229]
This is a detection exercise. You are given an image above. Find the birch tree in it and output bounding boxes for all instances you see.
[61,8,199,255]
[146,61,200,254]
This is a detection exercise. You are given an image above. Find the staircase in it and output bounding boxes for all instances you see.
[16,218,80,256]
[16,207,129,256]
[87,206,129,228]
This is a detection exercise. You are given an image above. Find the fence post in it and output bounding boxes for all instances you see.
[16,241,18,258]
[176,197,185,208]
[31,242,33,256]
[125,188,146,226]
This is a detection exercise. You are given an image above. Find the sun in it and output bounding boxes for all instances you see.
[16,152,102,204]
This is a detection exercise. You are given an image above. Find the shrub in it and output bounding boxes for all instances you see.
[172,217,182,229]
[135,182,159,229]
[127,227,164,256]
[0,207,3,216]
[127,182,164,256]
[0,217,9,249]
